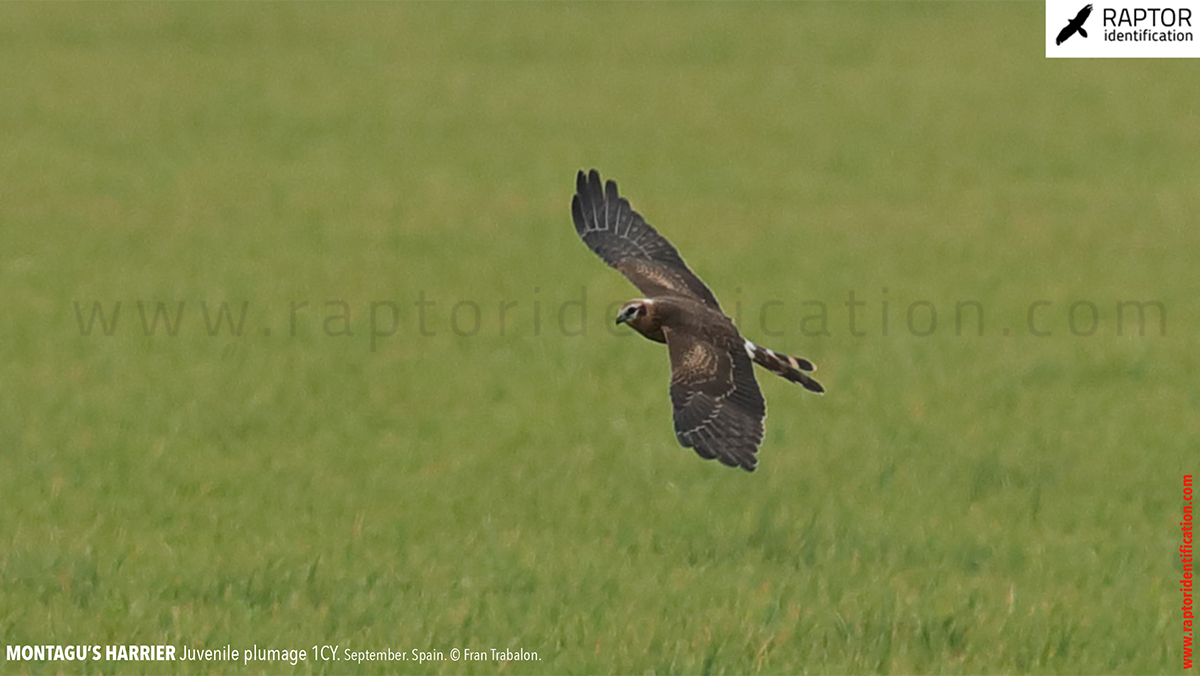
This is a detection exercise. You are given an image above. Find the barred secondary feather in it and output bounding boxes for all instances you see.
[571,169,824,472]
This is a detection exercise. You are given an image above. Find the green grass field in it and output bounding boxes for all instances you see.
[1,3,1197,674]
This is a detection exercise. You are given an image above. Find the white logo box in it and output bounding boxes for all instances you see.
[1047,0,1200,57]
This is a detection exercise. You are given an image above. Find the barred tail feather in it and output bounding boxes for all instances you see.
[744,340,824,394]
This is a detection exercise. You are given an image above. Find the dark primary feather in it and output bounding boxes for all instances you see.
[571,169,722,309]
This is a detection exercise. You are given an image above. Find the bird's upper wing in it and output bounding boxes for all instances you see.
[571,169,721,309]
[1075,3,1093,22]
[664,325,766,472]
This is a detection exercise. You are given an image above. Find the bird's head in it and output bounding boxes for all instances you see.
[615,299,652,325]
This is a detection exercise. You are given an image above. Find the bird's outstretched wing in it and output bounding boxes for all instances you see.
[571,169,721,309]
[1074,4,1093,23]
[664,326,766,472]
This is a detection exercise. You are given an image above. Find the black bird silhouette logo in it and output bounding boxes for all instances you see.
[1057,4,1094,45]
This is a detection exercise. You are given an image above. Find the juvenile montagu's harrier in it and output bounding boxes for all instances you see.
[571,169,823,472]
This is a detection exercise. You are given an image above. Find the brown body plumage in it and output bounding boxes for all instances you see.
[571,169,823,472]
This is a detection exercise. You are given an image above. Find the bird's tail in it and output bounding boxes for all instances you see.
[744,340,824,394]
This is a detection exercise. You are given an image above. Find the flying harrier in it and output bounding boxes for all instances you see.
[1056,4,1093,45]
[571,169,823,472]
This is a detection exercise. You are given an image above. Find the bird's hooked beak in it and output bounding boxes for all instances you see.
[615,314,627,325]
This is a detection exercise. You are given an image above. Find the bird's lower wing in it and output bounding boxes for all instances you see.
[666,331,766,471]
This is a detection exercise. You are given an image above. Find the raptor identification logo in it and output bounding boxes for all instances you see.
[1046,0,1200,56]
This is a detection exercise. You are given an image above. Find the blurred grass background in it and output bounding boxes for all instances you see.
[1,3,1197,674]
